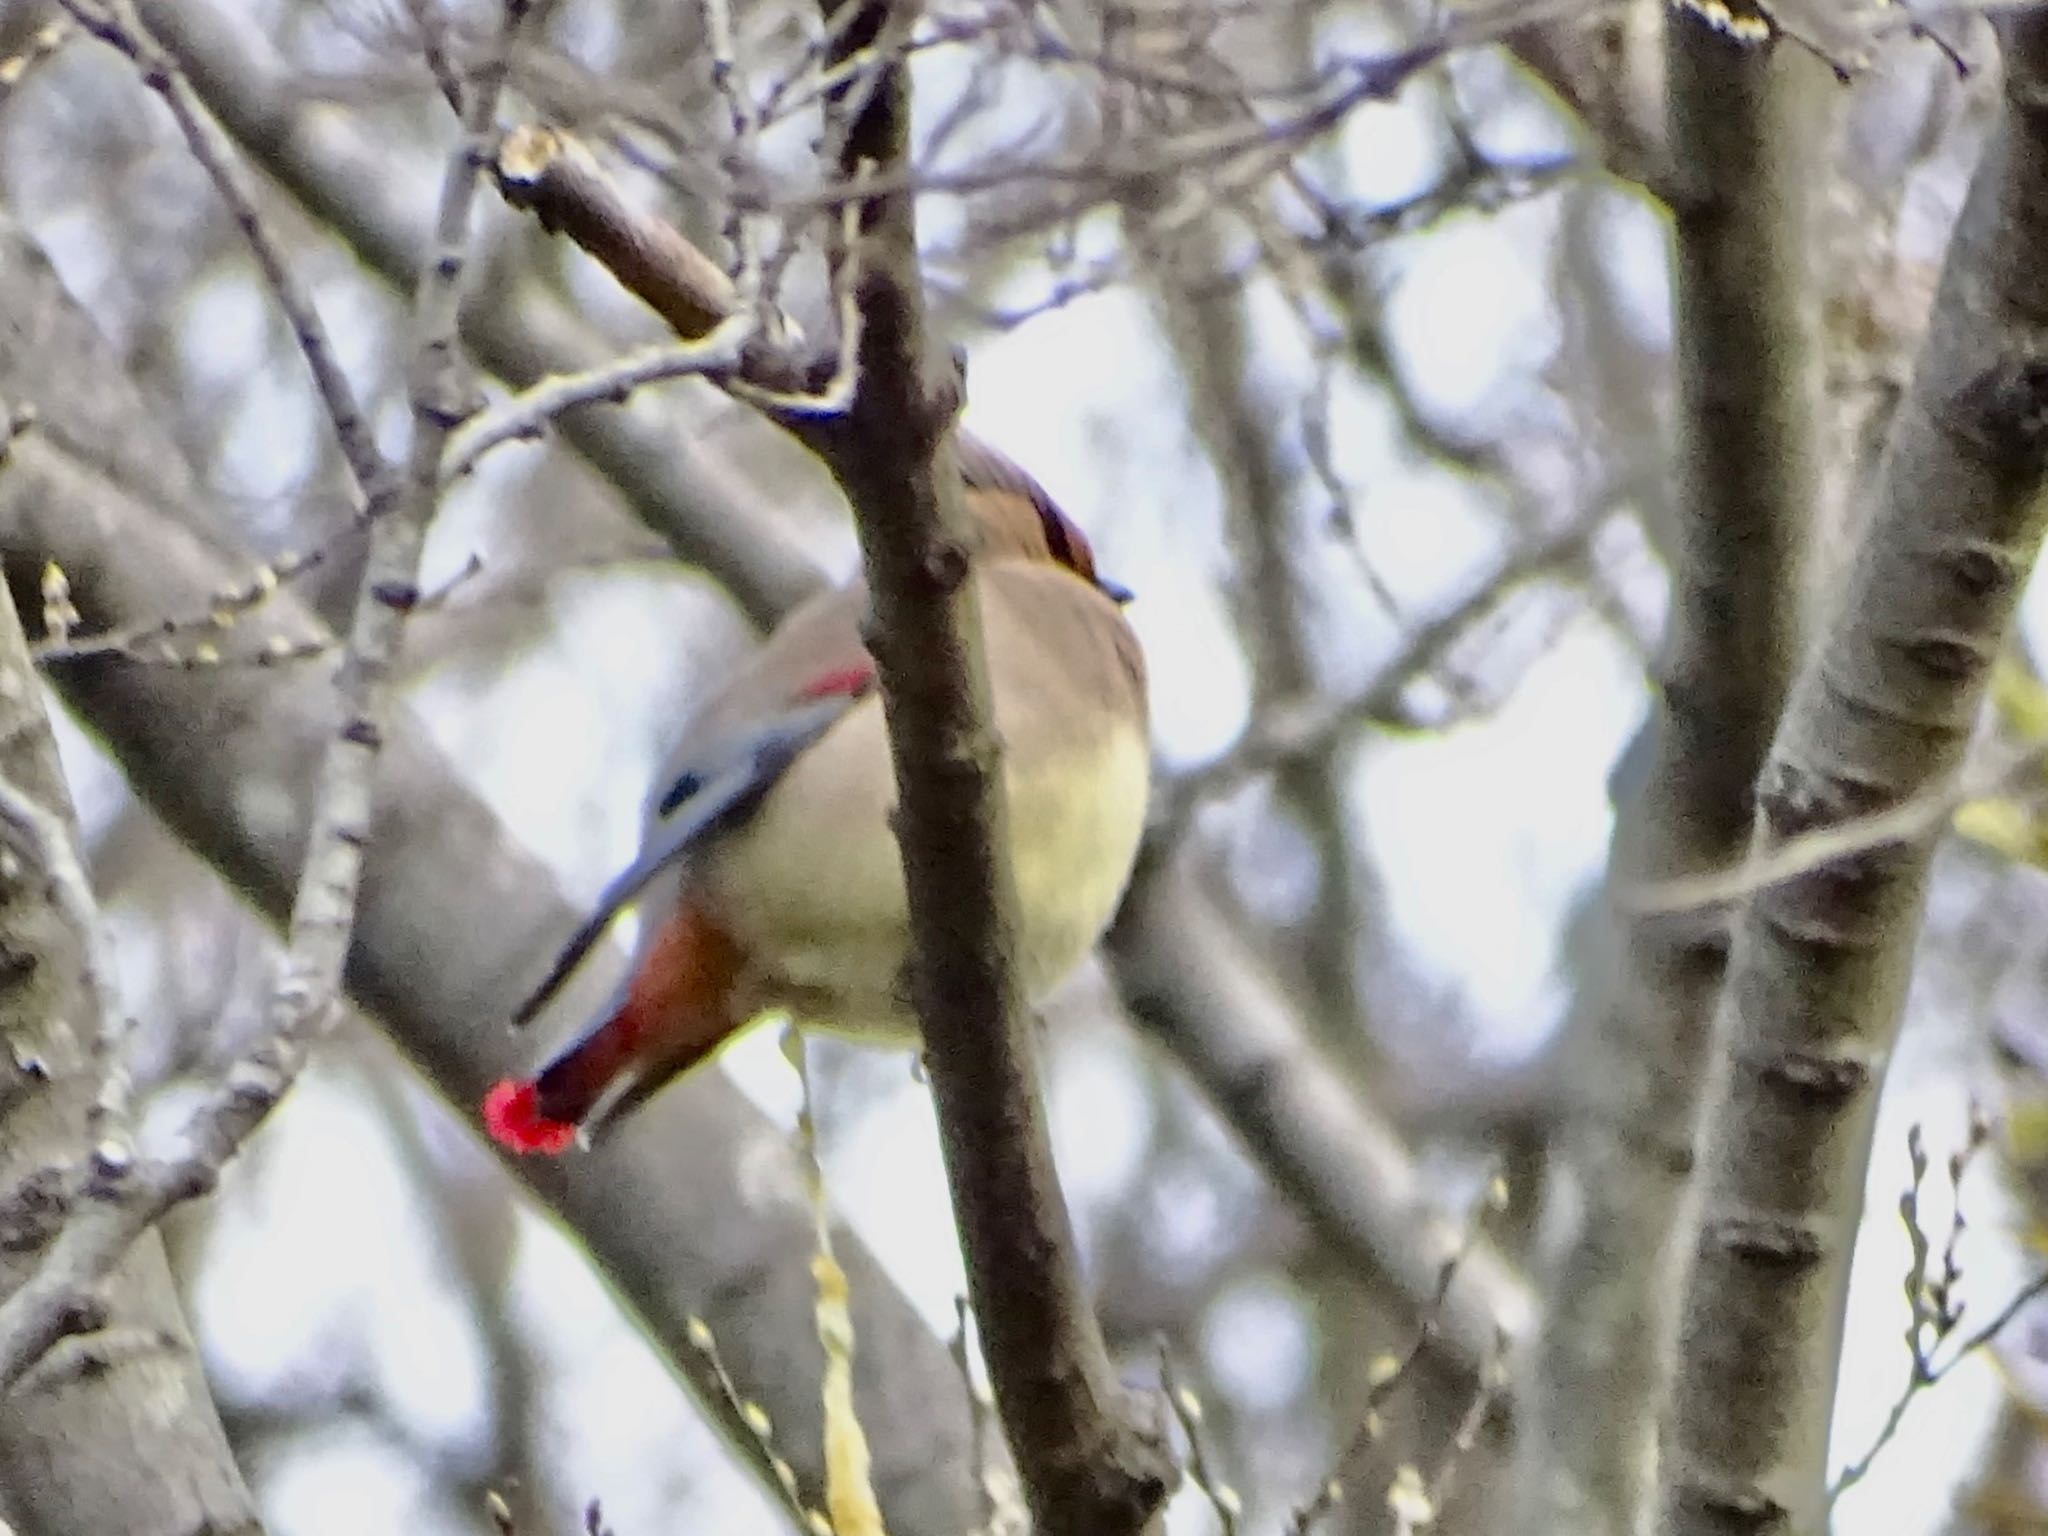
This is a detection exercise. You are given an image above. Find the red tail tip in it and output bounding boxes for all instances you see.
[483,1078,578,1156]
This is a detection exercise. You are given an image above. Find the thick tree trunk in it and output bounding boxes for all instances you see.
[1522,12,1818,1534]
[1658,19,2048,1534]
[0,471,260,1532]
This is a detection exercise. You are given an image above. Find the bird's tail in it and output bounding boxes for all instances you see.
[484,908,746,1156]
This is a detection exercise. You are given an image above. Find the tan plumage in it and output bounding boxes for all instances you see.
[485,447,1148,1154]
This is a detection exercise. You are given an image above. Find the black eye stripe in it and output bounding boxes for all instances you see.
[1037,506,1079,569]
[954,437,1116,589]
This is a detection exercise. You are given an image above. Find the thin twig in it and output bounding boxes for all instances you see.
[1159,1348,1243,1535]
[401,0,467,116]
[1623,735,2048,918]
[1157,518,1599,840]
[766,22,1510,220]
[55,0,394,514]
[682,1313,821,1530]
[1830,1115,2048,1503]
[32,547,331,668]
[1289,1171,1508,1533]
[948,1297,1018,1536]
[1418,1329,1509,1526]
[0,18,70,104]
[440,320,756,482]
[698,0,764,303]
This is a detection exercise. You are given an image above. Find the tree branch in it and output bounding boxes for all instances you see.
[54,0,389,513]
[0,427,261,1536]
[1148,202,1375,1049]
[1522,9,1819,1534]
[0,0,534,1394]
[792,1,1176,1530]
[1657,17,2048,1534]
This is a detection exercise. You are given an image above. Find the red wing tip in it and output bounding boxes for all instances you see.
[483,1078,578,1156]
[798,664,876,702]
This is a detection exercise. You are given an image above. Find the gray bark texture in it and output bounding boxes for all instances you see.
[1658,18,2048,1535]
[1522,12,1816,1535]
[133,0,827,633]
[0,457,259,1530]
[0,208,991,1536]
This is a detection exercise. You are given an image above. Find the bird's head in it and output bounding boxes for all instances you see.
[958,437,1134,604]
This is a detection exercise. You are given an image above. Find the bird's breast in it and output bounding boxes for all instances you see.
[695,698,1150,1039]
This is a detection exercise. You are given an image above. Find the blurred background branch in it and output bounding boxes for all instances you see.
[1519,6,1819,1532]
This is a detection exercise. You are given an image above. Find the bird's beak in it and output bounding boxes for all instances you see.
[575,1062,651,1149]
[1099,576,1135,605]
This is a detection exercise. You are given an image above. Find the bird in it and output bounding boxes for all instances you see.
[483,439,1150,1155]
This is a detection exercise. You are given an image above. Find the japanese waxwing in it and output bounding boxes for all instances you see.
[484,439,1149,1154]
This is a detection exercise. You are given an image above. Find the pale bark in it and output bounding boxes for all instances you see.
[1523,12,1818,1535]
[1151,222,1375,1042]
[1658,18,2048,1533]
[0,435,259,1532]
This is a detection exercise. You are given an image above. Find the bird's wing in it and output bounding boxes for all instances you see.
[512,588,877,1026]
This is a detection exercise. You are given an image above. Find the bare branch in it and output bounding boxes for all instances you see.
[401,0,466,116]
[32,546,330,670]
[1523,9,1821,1531]
[1622,735,2048,917]
[440,322,757,483]
[680,1315,822,1532]
[492,122,872,437]
[135,0,829,630]
[496,126,780,359]
[1657,16,2048,1533]
[796,0,1176,1526]
[0,776,132,1151]
[1290,1177,1510,1534]
[1157,517,1600,840]
[55,0,392,513]
[0,207,997,1536]
[0,406,259,1532]
[1828,1115,2048,1504]
[1160,1350,1243,1535]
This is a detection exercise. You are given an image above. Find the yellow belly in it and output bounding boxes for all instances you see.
[697,701,1150,1038]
